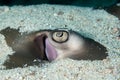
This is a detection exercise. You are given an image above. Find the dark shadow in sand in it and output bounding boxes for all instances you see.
[105,5,120,20]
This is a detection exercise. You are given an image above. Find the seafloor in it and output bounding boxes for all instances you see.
[0,4,120,80]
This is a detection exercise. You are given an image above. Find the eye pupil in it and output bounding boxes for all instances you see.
[52,31,69,43]
[56,32,63,37]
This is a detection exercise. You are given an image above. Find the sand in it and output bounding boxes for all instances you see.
[0,4,119,80]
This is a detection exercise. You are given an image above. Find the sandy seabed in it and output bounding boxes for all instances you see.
[0,4,119,80]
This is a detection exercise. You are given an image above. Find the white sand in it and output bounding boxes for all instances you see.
[0,4,119,80]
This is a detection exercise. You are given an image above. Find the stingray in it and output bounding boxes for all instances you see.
[0,27,108,69]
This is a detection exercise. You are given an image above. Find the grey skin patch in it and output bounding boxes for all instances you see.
[69,31,108,60]
[0,27,108,69]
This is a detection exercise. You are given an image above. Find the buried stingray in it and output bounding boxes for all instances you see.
[0,27,108,69]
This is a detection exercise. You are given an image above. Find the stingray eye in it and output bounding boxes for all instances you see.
[52,31,69,43]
